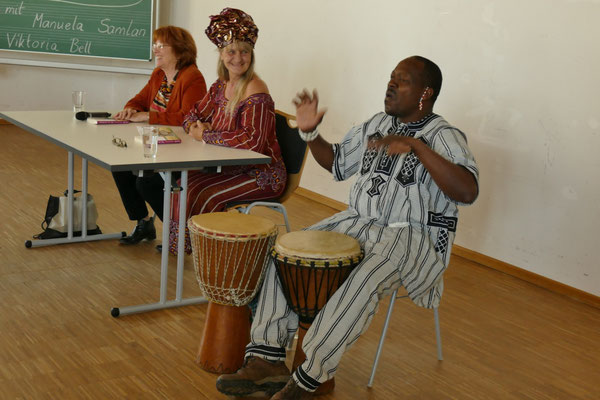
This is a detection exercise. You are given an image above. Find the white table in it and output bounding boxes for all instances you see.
[0,110,270,317]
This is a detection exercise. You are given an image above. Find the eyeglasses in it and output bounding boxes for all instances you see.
[112,136,127,148]
[152,43,171,50]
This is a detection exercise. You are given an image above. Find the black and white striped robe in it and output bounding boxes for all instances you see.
[246,112,479,392]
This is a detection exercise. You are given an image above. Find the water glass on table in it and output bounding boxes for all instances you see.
[72,91,85,113]
[141,126,158,159]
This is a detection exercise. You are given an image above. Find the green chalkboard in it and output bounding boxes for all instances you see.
[0,0,153,61]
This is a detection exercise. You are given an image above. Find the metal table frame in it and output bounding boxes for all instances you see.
[1,110,269,317]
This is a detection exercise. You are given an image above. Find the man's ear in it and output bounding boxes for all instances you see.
[423,87,434,101]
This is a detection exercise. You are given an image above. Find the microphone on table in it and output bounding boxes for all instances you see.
[75,111,112,121]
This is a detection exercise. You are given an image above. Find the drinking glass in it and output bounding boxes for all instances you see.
[72,91,85,113]
[141,126,158,159]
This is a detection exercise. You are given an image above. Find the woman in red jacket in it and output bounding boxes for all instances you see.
[113,26,207,245]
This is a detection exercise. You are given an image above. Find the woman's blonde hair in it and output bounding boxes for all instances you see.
[217,41,256,116]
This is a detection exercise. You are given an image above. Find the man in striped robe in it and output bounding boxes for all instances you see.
[217,56,480,399]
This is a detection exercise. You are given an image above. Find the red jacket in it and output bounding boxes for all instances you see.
[125,64,207,126]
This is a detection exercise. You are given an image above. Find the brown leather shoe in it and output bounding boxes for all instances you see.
[270,379,313,400]
[216,356,290,397]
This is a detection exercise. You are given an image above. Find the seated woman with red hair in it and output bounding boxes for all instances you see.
[113,26,207,246]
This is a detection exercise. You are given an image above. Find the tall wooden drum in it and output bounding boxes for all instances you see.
[271,230,363,394]
[189,212,277,374]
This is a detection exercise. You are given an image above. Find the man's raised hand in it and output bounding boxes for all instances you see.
[293,89,327,132]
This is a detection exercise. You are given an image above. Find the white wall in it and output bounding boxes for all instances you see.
[1,0,598,296]
[0,63,148,111]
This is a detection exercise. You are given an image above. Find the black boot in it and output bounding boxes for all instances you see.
[120,218,156,245]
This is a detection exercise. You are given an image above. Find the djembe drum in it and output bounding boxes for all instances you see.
[271,230,364,394]
[189,212,277,374]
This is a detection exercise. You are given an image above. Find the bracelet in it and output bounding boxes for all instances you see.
[298,128,319,142]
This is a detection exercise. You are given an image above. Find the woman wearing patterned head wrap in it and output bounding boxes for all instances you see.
[168,8,287,254]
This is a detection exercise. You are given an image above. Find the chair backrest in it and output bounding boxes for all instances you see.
[275,110,308,203]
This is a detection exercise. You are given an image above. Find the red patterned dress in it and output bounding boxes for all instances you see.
[169,80,287,254]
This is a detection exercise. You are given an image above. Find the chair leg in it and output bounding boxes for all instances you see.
[279,206,291,232]
[368,295,444,388]
[434,307,443,360]
[244,202,291,232]
[367,289,398,388]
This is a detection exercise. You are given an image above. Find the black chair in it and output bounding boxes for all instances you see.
[227,110,308,232]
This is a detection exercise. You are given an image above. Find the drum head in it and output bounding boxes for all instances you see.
[274,230,362,264]
[189,212,276,237]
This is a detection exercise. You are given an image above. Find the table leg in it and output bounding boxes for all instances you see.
[176,170,188,301]
[112,170,207,317]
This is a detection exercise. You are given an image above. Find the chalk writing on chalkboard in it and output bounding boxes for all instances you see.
[0,0,153,61]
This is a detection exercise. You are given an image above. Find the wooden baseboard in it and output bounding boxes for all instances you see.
[294,187,347,211]
[294,187,600,309]
[0,119,11,125]
[452,245,600,309]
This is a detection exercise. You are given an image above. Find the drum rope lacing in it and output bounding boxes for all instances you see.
[189,225,277,307]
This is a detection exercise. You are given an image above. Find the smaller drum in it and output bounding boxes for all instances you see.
[271,230,363,394]
[189,212,278,374]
